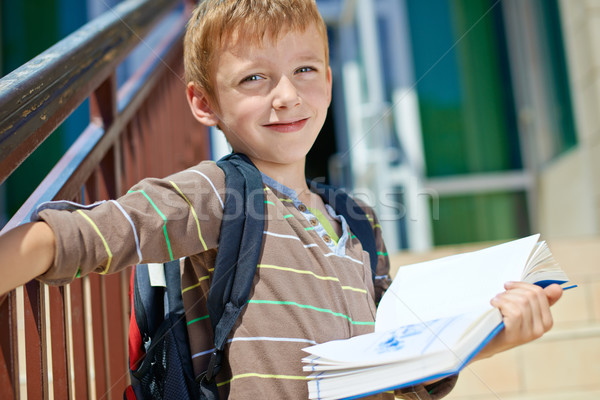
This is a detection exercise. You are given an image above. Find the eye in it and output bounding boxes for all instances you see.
[296,66,316,74]
[241,74,264,83]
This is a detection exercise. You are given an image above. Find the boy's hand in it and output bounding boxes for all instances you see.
[473,281,563,361]
[0,222,55,295]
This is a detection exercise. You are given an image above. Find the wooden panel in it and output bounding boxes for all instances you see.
[48,286,69,399]
[82,275,103,400]
[90,74,117,128]
[23,281,43,398]
[0,293,16,399]
[101,273,128,398]
[120,269,132,388]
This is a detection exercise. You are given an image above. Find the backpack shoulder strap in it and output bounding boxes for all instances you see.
[307,179,378,281]
[199,153,266,397]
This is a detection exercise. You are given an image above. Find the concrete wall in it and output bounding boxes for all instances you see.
[537,0,600,239]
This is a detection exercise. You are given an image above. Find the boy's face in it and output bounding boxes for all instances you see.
[189,25,332,171]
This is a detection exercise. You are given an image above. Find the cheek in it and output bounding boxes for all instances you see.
[219,105,250,129]
[302,83,331,108]
[231,96,267,120]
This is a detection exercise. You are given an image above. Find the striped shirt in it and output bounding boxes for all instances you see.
[34,161,456,399]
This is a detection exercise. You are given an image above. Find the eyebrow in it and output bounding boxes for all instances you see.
[244,54,325,67]
[293,53,326,65]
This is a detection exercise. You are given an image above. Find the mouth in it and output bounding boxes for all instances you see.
[263,118,309,133]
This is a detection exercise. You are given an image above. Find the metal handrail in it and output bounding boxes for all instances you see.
[1,2,191,233]
[0,0,177,185]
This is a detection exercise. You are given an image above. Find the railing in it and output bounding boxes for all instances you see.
[0,0,210,398]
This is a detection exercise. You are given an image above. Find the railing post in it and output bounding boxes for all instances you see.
[23,281,43,399]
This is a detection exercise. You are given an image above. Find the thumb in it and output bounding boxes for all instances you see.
[544,283,563,306]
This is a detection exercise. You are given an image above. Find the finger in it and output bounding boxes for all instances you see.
[491,291,532,339]
[504,281,540,291]
[495,284,554,340]
[507,283,554,338]
[506,282,560,332]
[528,285,553,337]
[544,284,563,306]
[505,281,563,306]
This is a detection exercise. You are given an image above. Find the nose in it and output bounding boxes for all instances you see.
[272,76,300,109]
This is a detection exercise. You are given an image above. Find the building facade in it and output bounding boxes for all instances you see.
[318,0,598,252]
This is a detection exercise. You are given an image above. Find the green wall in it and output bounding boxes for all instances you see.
[406,0,525,245]
[406,0,575,246]
[1,0,88,224]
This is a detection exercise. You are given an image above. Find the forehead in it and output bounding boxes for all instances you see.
[218,25,327,61]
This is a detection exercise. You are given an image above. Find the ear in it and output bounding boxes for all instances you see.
[186,82,219,126]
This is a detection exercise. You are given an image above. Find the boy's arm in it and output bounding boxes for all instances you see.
[0,222,55,295]
[472,281,563,362]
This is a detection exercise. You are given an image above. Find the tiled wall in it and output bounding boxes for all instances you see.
[389,237,600,399]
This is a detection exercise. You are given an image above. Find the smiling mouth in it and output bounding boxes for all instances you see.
[264,118,309,133]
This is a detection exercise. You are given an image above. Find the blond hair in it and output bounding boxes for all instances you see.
[184,0,329,104]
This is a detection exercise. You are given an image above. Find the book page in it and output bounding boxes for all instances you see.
[303,307,491,368]
[375,234,540,332]
[521,241,568,284]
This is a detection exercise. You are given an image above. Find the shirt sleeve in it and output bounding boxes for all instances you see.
[32,162,226,286]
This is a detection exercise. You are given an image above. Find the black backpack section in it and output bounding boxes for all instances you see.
[125,153,380,400]
[127,260,199,400]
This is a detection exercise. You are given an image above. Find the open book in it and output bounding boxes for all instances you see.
[302,234,571,400]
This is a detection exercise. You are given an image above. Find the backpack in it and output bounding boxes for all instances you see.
[124,153,379,399]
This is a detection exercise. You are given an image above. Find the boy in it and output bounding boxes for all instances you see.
[0,0,562,398]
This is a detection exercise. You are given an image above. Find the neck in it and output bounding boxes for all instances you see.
[250,156,332,220]
[249,157,310,196]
